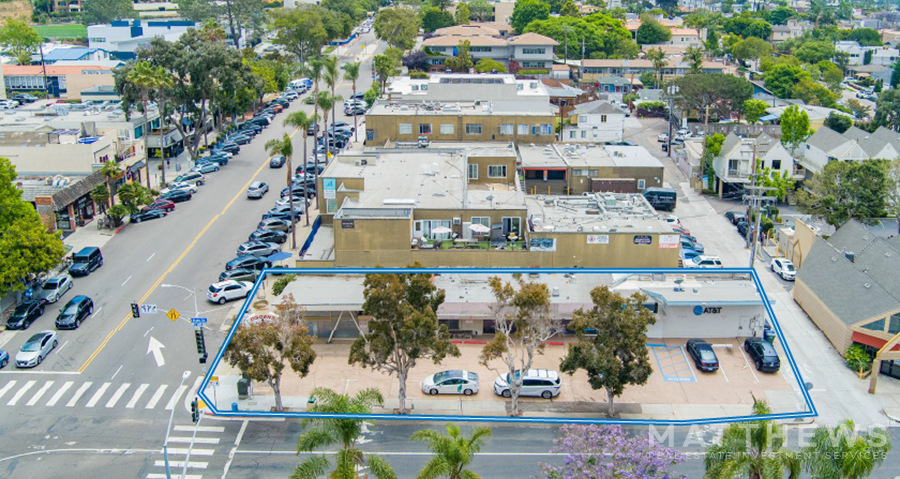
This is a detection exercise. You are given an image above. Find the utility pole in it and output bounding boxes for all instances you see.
[665,84,679,158]
[744,137,776,268]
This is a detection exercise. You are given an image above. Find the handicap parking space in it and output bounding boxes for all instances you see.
[648,343,696,383]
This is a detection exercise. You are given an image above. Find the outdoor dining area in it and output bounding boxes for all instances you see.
[410,223,527,251]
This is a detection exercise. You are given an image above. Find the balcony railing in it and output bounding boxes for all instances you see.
[412,238,527,251]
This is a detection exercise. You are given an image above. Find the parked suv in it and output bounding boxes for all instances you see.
[493,369,561,399]
[744,337,781,372]
[207,280,253,304]
[55,295,94,329]
[68,247,102,276]
[173,172,206,186]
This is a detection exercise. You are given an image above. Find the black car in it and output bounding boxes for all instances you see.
[736,221,750,237]
[685,339,719,372]
[726,211,747,225]
[270,155,285,168]
[7,300,45,330]
[198,155,228,167]
[296,163,324,175]
[230,134,253,145]
[219,268,260,282]
[225,256,273,271]
[744,337,781,372]
[262,210,301,222]
[12,93,38,103]
[214,143,240,154]
[130,209,167,223]
[249,228,288,244]
[56,295,94,329]
[241,123,263,134]
[160,189,192,203]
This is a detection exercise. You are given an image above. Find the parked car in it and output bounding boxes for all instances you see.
[736,221,751,237]
[0,99,19,109]
[160,189,192,203]
[34,274,74,304]
[225,256,273,271]
[130,209,167,223]
[219,269,260,283]
[230,134,253,145]
[199,154,229,166]
[69,247,103,276]
[493,369,561,399]
[172,172,206,186]
[686,255,723,268]
[724,211,746,224]
[237,241,281,257]
[257,217,293,232]
[213,143,240,154]
[142,199,175,213]
[331,121,353,132]
[770,258,796,281]
[674,128,692,141]
[6,300,45,330]
[263,210,302,223]
[249,229,287,244]
[55,295,94,329]
[657,132,669,142]
[275,195,311,208]
[680,237,704,254]
[15,331,58,368]
[681,249,701,263]
[281,185,316,198]
[11,93,38,103]
[0,349,8,369]
[247,181,269,199]
[744,337,781,372]
[270,155,285,168]
[161,182,198,195]
[671,224,691,236]
[421,370,480,395]
[685,339,719,372]
[267,204,305,216]
[344,105,367,116]
[193,163,221,174]
[207,280,253,304]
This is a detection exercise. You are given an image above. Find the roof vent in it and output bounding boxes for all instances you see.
[551,287,560,297]
[845,251,855,263]
[864,283,871,289]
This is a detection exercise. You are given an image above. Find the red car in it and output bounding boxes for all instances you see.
[671,225,691,236]
[142,199,175,213]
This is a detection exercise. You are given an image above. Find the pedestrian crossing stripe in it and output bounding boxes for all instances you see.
[0,379,192,411]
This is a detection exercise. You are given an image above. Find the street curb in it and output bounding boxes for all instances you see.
[882,409,900,424]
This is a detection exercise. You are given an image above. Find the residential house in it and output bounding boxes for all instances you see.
[799,126,869,174]
[645,28,703,48]
[770,20,806,44]
[711,133,797,195]
[836,41,900,67]
[422,32,558,71]
[766,104,851,129]
[579,57,733,82]
[561,100,626,143]
[843,126,900,159]
[541,79,594,118]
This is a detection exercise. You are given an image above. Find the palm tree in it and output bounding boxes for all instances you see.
[151,67,174,187]
[304,58,324,179]
[99,160,123,207]
[265,134,298,249]
[685,46,704,74]
[646,47,668,88]
[342,62,361,143]
[90,185,109,213]
[126,61,166,190]
[800,419,892,479]
[411,424,492,479]
[284,111,317,218]
[292,387,396,479]
[323,56,340,156]
[199,20,227,42]
[705,398,801,479]
[116,182,152,214]
[316,92,339,164]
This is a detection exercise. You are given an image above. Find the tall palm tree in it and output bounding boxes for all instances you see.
[292,387,396,479]
[199,20,227,42]
[411,424,492,479]
[316,92,338,164]
[705,398,801,479]
[284,111,317,219]
[303,58,324,182]
[126,61,166,190]
[685,46,704,74]
[151,67,174,187]
[342,62,361,143]
[646,47,668,88]
[323,56,340,159]
[99,160,123,207]
[265,134,298,249]
[800,419,892,479]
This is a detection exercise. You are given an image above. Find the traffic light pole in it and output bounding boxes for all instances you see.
[180,405,203,479]
[164,371,191,479]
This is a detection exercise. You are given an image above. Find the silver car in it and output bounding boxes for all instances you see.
[421,370,480,396]
[247,181,269,199]
[236,241,280,257]
[34,274,74,304]
[15,331,58,368]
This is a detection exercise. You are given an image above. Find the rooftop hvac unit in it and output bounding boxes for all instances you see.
[551,287,560,297]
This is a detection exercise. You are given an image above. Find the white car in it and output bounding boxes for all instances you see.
[493,369,561,399]
[207,280,253,304]
[0,99,19,109]
[674,129,692,141]
[161,182,198,195]
[15,331,58,368]
[663,215,681,225]
[686,255,724,268]
[771,258,796,281]
[657,132,669,142]
[421,370,480,396]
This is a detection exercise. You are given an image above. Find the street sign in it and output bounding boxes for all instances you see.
[210,376,218,383]
[167,309,180,322]
[191,317,208,327]
[140,304,158,314]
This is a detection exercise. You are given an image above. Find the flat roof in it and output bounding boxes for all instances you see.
[526,194,670,233]
[519,144,664,169]
[367,100,554,117]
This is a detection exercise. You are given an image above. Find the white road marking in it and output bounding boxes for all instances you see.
[165,448,214,456]
[143,326,154,338]
[121,276,132,286]
[91,307,102,319]
[168,436,220,445]
[85,382,111,408]
[739,348,761,384]
[183,377,202,411]
[126,383,149,408]
[55,340,69,355]
[146,474,202,479]
[146,253,156,262]
[0,370,79,375]
[66,382,92,407]
[222,419,248,478]
[152,460,208,469]
[7,380,36,406]
[46,381,74,406]
[105,383,130,408]
[174,426,224,433]
[26,381,54,406]
[0,381,17,402]
[0,331,17,349]
[110,365,123,380]
[165,384,187,410]
[145,385,168,409]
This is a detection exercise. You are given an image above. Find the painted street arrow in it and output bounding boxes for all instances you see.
[147,336,166,367]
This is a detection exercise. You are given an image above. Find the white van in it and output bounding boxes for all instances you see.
[493,369,561,399]
[289,78,312,91]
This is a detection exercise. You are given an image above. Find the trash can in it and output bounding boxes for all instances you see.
[763,329,776,344]
[231,402,238,412]
[237,377,251,400]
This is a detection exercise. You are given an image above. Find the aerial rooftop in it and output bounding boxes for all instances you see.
[519,143,665,169]
[525,193,669,233]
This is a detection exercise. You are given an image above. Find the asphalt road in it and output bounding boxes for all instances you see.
[0,31,383,479]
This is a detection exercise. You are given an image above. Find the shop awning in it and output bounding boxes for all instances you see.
[851,331,900,351]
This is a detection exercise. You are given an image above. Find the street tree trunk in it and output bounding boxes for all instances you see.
[352,81,358,143]
[607,389,616,417]
[397,368,408,413]
[142,96,152,191]
[312,101,321,211]
[159,91,167,187]
[287,154,297,250]
[271,375,283,412]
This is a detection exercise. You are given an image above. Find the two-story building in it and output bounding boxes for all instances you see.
[579,57,733,82]
[712,133,798,196]
[87,19,197,59]
[835,41,900,67]
[799,125,898,175]
[2,64,114,99]
[422,32,558,71]
[561,100,627,143]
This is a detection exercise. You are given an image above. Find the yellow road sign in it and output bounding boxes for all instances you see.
[211,376,218,383]
[167,309,180,322]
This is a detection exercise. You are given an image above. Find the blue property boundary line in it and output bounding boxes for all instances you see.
[197,268,818,425]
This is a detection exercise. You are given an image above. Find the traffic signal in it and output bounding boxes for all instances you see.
[131,303,140,318]
[195,329,207,364]
[190,399,199,423]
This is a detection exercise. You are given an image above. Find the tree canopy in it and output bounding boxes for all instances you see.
[83,0,135,25]
[510,0,550,34]
[635,15,671,45]
[673,74,753,124]
[524,13,633,60]
[0,20,42,66]
[797,159,892,227]
[374,7,420,50]
[421,6,454,33]
[779,105,812,153]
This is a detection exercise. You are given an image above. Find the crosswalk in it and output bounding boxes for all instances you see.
[148,424,227,479]
[0,378,200,412]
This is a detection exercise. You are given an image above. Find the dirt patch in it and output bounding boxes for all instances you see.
[0,1,32,23]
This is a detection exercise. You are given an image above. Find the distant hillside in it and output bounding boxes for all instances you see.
[0,0,32,23]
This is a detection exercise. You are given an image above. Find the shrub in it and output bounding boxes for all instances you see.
[845,344,872,376]
[517,69,549,75]
[272,274,297,296]
[409,70,429,79]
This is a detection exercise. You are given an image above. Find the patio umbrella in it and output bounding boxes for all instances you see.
[469,223,490,233]
[432,226,453,234]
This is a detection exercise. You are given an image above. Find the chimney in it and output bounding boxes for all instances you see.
[845,251,855,263]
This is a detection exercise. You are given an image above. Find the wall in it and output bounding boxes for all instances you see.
[333,216,413,255]
[466,155,516,186]
[792,278,853,353]
[791,218,819,269]
[650,304,764,338]
[2,134,114,175]
[366,113,556,145]
[568,165,664,195]
[61,72,115,100]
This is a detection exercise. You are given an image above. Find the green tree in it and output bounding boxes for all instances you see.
[639,71,658,88]
[848,28,882,46]
[685,45,704,74]
[421,7,455,33]
[455,1,470,24]
[176,0,221,22]
[292,388,396,479]
[559,0,580,17]
[646,47,667,87]
[891,61,900,89]
[704,28,720,55]
[374,7,419,50]
[844,345,873,377]
[125,61,168,190]
[264,134,299,248]
[732,36,772,70]
[0,158,65,296]
[706,133,726,156]
[673,74,753,127]
[636,15,671,44]
[779,105,812,154]
[874,88,900,131]
[510,0,550,34]
[770,6,794,25]
[445,39,474,72]
[432,0,452,11]
[271,6,336,65]
[820,61,843,92]
[474,58,506,73]
[744,99,769,125]
[705,399,801,479]
[764,63,811,98]
[99,160,123,207]
[323,55,342,159]
[349,266,459,414]
[342,61,361,143]
[467,0,493,22]
[800,419,892,478]
[411,424,492,479]
[284,111,317,221]
[116,182,153,214]
[0,20,42,66]
[90,185,110,213]
[792,78,839,107]
[824,111,852,133]
[847,99,871,119]
[373,53,399,95]
[315,91,339,164]
[559,286,655,417]
[795,40,836,64]
[834,51,850,75]
[797,159,891,227]
[524,14,632,60]
[83,0,135,25]
[760,167,796,203]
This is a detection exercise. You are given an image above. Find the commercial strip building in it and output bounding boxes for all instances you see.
[2,64,115,99]
[300,143,678,268]
[277,272,768,340]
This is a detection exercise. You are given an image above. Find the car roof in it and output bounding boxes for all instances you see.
[211,280,243,288]
[69,295,89,303]
[523,369,558,379]
[250,181,265,187]
[696,255,720,261]
[26,331,52,342]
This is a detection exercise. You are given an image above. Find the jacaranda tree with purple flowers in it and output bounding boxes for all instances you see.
[542,424,686,479]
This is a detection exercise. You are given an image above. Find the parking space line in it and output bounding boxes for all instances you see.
[55,340,69,355]
[650,344,696,383]
[739,348,761,384]
[91,307,102,319]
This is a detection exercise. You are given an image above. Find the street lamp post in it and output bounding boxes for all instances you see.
[161,283,199,319]
[666,85,679,158]
[163,371,191,479]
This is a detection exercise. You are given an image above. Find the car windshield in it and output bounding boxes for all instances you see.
[13,304,31,315]
[785,264,795,272]
[62,303,80,314]
[42,280,60,290]
[73,255,90,264]
[209,285,224,294]
[467,372,478,381]
[21,341,41,352]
